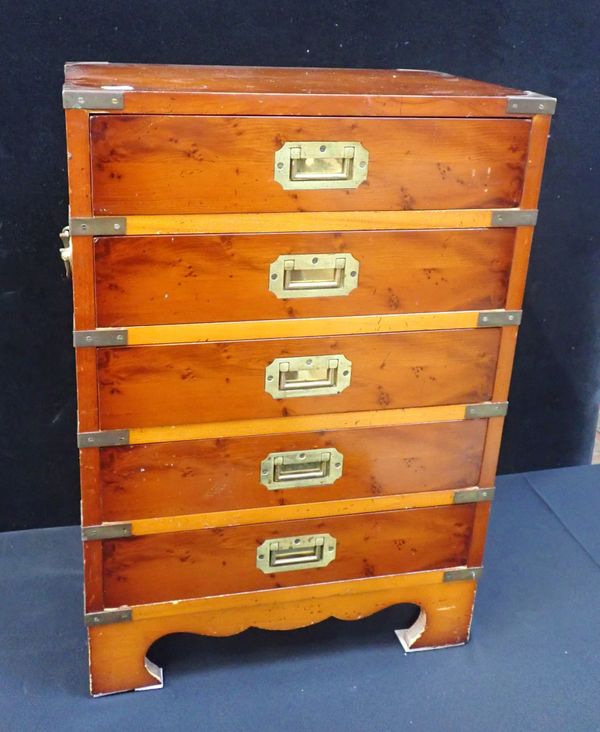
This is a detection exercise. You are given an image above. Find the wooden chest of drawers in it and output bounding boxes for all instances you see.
[61,63,554,696]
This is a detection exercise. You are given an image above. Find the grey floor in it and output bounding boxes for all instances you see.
[1,466,599,731]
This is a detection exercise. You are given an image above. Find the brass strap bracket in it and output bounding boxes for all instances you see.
[443,567,483,583]
[82,523,133,541]
[70,217,127,236]
[506,95,556,115]
[78,429,130,448]
[465,402,508,419]
[477,311,521,327]
[63,89,125,110]
[84,608,132,627]
[453,487,495,504]
[491,210,538,227]
[74,329,128,347]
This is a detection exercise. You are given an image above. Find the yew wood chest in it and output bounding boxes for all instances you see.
[61,63,554,695]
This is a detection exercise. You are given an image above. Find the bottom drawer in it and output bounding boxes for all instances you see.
[102,504,476,606]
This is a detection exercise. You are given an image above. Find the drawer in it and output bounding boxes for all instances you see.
[102,504,477,605]
[99,419,487,521]
[94,229,515,327]
[97,329,500,429]
[90,115,530,215]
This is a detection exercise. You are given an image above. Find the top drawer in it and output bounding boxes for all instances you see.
[90,116,530,215]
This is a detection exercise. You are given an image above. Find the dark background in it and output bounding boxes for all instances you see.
[1,1,599,531]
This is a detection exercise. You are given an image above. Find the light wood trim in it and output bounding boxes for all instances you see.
[479,417,506,486]
[505,227,534,309]
[83,542,104,614]
[123,311,487,346]
[130,568,468,621]
[521,115,552,209]
[124,209,499,235]
[65,113,98,427]
[478,114,553,486]
[80,448,101,525]
[467,502,491,566]
[75,349,99,431]
[478,327,519,486]
[127,404,474,444]
[491,326,519,401]
[124,488,487,536]
[65,109,91,217]
[66,110,103,616]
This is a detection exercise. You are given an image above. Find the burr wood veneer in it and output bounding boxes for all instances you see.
[62,63,554,695]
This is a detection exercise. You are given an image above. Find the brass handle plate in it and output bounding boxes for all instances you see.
[256,533,337,573]
[260,447,344,490]
[264,354,352,399]
[274,141,369,190]
[269,253,360,299]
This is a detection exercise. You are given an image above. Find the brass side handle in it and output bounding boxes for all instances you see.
[274,141,369,190]
[269,253,360,299]
[264,354,352,399]
[59,226,72,278]
[260,448,344,490]
[256,533,337,573]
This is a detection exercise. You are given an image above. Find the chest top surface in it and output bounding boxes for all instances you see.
[63,63,555,117]
[64,63,522,96]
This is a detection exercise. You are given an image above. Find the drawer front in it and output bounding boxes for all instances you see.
[97,329,500,429]
[102,504,476,605]
[94,229,515,327]
[100,419,487,521]
[90,115,529,215]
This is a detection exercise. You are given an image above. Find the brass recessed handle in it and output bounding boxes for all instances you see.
[264,354,352,399]
[274,141,369,190]
[269,253,360,299]
[256,533,337,573]
[260,448,344,490]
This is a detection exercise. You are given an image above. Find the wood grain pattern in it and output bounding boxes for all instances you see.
[86,94,523,118]
[122,209,502,234]
[88,571,478,694]
[102,504,476,605]
[94,229,515,327]
[65,63,532,119]
[67,64,523,97]
[96,329,501,429]
[99,419,487,521]
[90,116,530,215]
